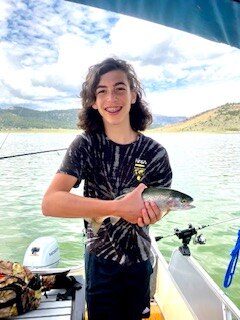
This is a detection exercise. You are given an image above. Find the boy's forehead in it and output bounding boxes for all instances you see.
[98,70,128,86]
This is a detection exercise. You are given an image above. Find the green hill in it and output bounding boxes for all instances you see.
[152,103,240,133]
[0,107,79,130]
[0,103,239,132]
[0,106,184,131]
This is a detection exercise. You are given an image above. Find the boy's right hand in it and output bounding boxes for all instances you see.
[114,183,147,224]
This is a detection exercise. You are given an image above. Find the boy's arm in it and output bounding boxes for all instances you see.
[42,173,147,224]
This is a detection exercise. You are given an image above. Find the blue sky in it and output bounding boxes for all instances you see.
[0,0,240,117]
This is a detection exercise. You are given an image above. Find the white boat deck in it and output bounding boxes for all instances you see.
[12,276,85,320]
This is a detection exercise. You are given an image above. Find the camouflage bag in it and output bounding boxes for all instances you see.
[0,260,42,318]
[0,260,82,318]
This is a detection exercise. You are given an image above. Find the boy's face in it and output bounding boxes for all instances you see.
[92,70,136,129]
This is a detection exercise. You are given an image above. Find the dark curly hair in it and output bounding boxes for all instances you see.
[78,57,152,132]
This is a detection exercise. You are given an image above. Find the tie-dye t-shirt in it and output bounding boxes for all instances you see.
[58,132,172,266]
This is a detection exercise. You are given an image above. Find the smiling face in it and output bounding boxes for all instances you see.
[92,70,137,130]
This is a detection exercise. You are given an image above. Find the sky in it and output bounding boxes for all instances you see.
[0,0,240,117]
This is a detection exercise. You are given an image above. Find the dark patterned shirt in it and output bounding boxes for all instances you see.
[58,132,172,265]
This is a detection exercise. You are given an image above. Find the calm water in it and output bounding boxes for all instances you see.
[0,132,239,307]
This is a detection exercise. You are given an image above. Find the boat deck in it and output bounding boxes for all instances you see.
[12,276,85,320]
[11,275,164,320]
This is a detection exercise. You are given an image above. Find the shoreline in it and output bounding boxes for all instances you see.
[0,128,81,134]
[0,128,239,134]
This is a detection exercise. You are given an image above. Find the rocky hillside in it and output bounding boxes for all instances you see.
[153,103,240,133]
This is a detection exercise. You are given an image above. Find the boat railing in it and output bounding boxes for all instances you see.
[151,236,240,320]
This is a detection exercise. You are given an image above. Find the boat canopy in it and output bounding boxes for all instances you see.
[66,0,240,49]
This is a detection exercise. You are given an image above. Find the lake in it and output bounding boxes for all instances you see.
[0,131,239,307]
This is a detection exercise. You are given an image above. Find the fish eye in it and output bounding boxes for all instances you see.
[181,199,187,204]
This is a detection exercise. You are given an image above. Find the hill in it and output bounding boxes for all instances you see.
[152,103,240,133]
[0,107,79,130]
[0,107,184,130]
[1,104,239,132]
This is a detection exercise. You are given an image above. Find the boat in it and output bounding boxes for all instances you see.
[67,0,240,50]
[11,227,240,320]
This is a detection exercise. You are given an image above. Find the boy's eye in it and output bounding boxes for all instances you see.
[116,87,126,92]
[96,86,126,95]
[96,89,105,95]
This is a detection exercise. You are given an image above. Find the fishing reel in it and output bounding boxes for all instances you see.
[174,224,206,256]
[193,233,206,245]
[155,223,207,256]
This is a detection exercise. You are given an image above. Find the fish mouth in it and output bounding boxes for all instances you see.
[185,204,195,209]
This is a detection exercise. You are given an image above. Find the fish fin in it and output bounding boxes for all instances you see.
[91,220,102,235]
[86,216,120,234]
[110,217,121,225]
[161,209,171,218]
[89,217,106,235]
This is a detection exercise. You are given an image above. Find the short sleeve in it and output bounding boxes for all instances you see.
[57,134,88,188]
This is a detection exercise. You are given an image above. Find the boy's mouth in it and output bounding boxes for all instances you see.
[105,107,122,113]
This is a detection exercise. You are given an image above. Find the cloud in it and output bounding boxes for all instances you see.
[0,0,239,116]
[147,80,240,116]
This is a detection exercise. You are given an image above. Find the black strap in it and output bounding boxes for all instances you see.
[0,284,24,314]
[56,276,82,301]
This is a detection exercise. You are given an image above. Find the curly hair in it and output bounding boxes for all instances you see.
[78,57,152,132]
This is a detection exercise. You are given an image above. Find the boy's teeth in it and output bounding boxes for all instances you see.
[107,107,120,113]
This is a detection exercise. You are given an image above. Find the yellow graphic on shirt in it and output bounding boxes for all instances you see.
[134,159,147,181]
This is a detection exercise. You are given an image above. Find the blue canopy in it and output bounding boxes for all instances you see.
[66,0,240,49]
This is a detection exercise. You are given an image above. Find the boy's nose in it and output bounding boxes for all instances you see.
[106,91,118,101]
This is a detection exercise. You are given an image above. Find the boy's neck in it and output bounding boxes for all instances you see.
[105,126,139,145]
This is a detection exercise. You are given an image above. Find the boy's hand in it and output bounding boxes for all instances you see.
[137,201,163,227]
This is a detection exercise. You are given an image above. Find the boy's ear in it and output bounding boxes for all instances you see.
[131,91,137,104]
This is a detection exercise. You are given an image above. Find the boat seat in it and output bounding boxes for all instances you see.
[12,275,85,320]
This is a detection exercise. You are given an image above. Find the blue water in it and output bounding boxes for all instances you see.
[0,131,239,307]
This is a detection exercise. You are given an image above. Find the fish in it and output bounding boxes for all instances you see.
[85,186,195,234]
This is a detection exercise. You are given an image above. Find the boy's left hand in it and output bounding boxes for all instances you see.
[137,201,163,227]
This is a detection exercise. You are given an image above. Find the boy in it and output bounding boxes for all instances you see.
[42,57,172,319]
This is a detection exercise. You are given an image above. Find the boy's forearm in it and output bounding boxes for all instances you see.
[42,191,119,219]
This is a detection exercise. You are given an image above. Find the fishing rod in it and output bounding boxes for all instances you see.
[0,148,67,160]
[155,216,240,255]
[155,216,240,242]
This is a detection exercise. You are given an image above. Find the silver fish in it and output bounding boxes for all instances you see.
[85,186,195,234]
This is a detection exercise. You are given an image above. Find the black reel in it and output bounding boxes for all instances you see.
[174,224,198,256]
[155,223,207,256]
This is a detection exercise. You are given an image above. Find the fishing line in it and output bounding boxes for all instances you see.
[0,132,10,150]
[197,216,240,230]
[0,148,67,160]
[0,107,26,150]
[155,216,240,241]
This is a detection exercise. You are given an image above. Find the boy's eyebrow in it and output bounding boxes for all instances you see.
[96,81,127,89]
[114,81,127,87]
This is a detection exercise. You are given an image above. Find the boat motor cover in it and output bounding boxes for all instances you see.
[23,236,60,269]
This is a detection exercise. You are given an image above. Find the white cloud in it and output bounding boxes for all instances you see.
[148,80,240,116]
[0,0,239,116]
